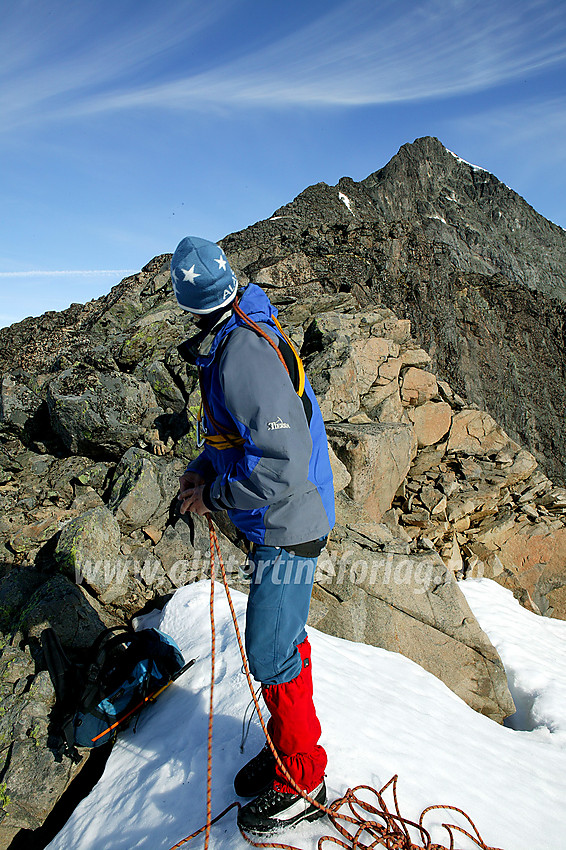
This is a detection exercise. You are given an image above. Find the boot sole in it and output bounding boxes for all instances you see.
[305,807,326,823]
[239,799,327,834]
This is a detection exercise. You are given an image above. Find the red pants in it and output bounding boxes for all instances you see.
[261,637,327,793]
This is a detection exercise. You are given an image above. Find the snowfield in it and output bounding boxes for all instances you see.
[47,578,566,850]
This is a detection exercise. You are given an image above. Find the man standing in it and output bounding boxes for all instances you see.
[173,236,334,835]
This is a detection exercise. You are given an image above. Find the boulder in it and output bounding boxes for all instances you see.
[54,507,123,604]
[304,312,399,422]
[8,516,62,556]
[327,423,417,522]
[350,337,392,394]
[371,387,405,423]
[108,448,165,531]
[371,317,412,344]
[447,409,509,457]
[493,523,566,618]
[46,366,163,459]
[409,401,452,447]
[0,372,43,433]
[312,540,515,722]
[378,357,402,381]
[20,573,114,649]
[494,443,538,487]
[0,642,83,844]
[327,443,351,493]
[117,310,181,372]
[401,367,438,405]
[254,252,315,289]
[143,359,186,413]
[53,504,174,617]
[360,377,399,419]
[153,513,246,589]
[307,337,361,421]
[400,347,432,368]
[0,567,46,633]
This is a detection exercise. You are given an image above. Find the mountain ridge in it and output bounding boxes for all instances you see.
[221,137,566,484]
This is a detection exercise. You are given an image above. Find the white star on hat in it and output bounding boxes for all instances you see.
[214,255,227,272]
[181,265,201,284]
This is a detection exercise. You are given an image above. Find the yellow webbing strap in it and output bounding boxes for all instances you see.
[197,311,306,452]
[197,405,244,450]
[205,433,245,450]
[272,316,306,397]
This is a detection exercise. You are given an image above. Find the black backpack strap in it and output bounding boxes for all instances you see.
[88,625,133,660]
[41,628,71,704]
[59,716,83,763]
[41,629,83,762]
[79,629,137,713]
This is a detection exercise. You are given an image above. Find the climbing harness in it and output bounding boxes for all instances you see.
[167,517,505,850]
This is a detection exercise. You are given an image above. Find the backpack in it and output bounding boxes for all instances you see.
[42,625,193,761]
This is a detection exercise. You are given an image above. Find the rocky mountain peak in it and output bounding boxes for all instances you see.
[265,135,566,302]
[360,135,566,301]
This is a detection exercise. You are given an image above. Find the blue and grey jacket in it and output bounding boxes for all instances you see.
[182,284,335,547]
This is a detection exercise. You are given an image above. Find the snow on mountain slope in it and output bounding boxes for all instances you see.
[47,579,566,850]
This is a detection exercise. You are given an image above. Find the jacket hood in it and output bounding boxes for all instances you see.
[201,284,278,362]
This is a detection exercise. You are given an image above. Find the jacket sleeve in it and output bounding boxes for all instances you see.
[207,326,313,511]
[184,452,216,481]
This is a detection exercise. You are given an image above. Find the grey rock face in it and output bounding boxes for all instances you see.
[362,136,566,302]
[108,448,171,532]
[54,507,123,604]
[153,512,246,589]
[327,422,417,522]
[46,367,163,460]
[312,545,515,722]
[21,574,114,649]
[0,640,82,845]
[0,373,43,434]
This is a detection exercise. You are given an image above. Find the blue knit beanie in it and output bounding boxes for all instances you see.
[171,236,238,314]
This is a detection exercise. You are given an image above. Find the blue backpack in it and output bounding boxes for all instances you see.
[42,625,193,761]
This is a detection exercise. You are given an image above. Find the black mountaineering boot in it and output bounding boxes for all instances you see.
[237,780,326,835]
[234,744,276,798]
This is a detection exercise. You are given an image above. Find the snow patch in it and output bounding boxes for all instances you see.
[47,579,566,850]
[446,148,487,173]
[338,191,354,215]
[461,578,566,742]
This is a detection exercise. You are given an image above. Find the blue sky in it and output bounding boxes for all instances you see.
[1,0,565,328]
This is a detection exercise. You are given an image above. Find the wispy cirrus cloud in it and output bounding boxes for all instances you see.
[453,96,566,160]
[144,0,566,109]
[0,0,234,132]
[1,0,566,133]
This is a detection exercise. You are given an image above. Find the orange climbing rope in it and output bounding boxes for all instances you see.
[168,517,504,850]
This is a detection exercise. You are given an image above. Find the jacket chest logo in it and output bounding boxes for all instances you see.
[267,417,290,431]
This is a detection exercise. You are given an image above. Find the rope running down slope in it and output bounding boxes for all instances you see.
[168,517,504,850]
